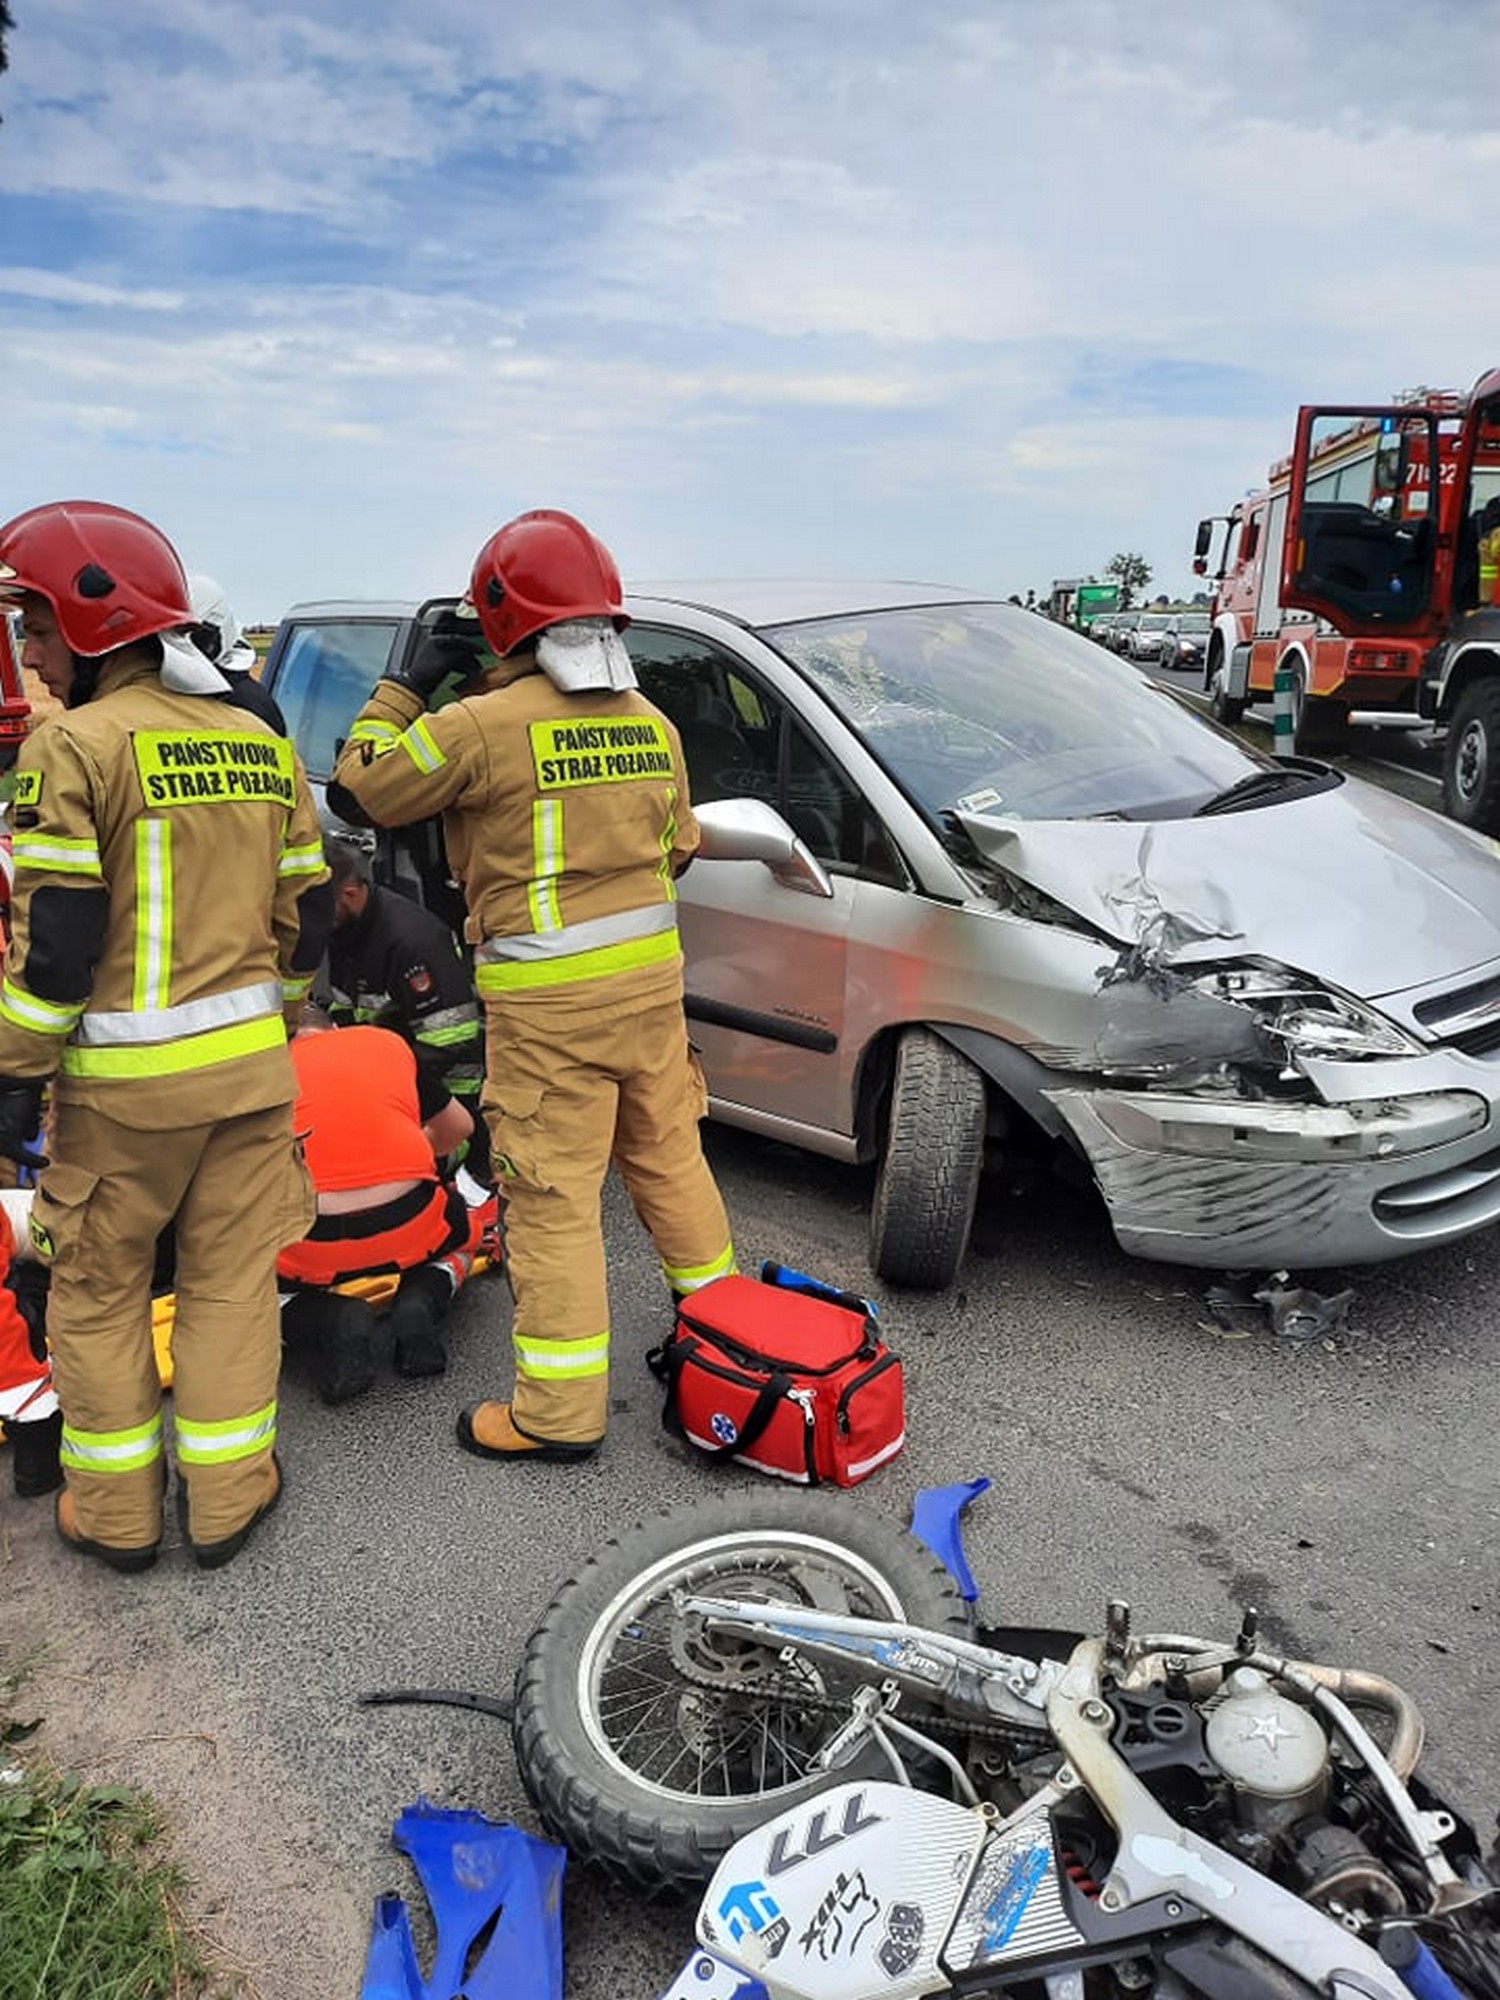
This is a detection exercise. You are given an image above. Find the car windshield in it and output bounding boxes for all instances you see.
[1176,615,1211,633]
[762,602,1265,821]
[1138,613,1173,631]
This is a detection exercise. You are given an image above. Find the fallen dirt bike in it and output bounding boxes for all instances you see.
[512,1490,1500,2000]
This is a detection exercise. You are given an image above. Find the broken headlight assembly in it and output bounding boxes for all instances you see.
[1190,962,1423,1063]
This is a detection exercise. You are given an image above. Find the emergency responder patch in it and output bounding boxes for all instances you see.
[405,963,435,999]
[28,1215,53,1258]
[132,731,297,808]
[529,716,672,790]
[11,771,41,808]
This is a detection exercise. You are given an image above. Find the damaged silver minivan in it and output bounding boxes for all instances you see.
[616,584,1500,1288]
[265,583,1500,1291]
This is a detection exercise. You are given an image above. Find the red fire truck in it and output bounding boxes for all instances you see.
[0,610,32,770]
[1194,389,1460,754]
[1194,372,1500,827]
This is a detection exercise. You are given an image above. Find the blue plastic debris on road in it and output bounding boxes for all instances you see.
[360,1798,566,2000]
[909,1477,992,1601]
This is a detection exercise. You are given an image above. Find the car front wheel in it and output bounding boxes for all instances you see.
[869,1027,986,1289]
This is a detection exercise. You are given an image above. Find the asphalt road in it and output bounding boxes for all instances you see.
[1152,655,1450,809]
[6,718,1499,1999]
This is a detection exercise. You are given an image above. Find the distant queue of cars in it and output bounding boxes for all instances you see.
[1090,608,1210,669]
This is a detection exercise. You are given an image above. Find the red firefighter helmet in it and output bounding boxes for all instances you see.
[467,509,629,658]
[0,501,192,657]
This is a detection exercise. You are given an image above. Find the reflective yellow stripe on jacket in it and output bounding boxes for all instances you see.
[61,979,286,1080]
[11,832,104,877]
[474,904,680,995]
[0,981,85,1037]
[134,819,173,1011]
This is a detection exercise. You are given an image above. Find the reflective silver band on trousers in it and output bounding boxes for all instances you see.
[474,902,678,964]
[73,979,285,1045]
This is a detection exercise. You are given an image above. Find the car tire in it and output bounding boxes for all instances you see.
[1443,679,1500,833]
[869,1027,986,1289]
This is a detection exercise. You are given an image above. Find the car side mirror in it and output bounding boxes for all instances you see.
[693,798,835,899]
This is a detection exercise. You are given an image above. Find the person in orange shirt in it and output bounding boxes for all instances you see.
[278,1013,494,1402]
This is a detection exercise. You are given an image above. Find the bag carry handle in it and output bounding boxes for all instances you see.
[760,1259,876,1323]
[646,1336,796,1462]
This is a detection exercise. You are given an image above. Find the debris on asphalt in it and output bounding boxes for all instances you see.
[1202,1270,1354,1343]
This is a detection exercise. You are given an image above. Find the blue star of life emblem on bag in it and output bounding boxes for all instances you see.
[710,1411,738,1445]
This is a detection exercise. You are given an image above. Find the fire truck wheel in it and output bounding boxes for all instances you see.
[1289,666,1349,754]
[1444,680,1500,833]
[1207,660,1244,726]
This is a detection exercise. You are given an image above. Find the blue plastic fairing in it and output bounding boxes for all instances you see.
[909,1477,992,1601]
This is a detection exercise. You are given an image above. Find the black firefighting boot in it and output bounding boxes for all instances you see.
[7,1410,63,1499]
[282,1290,383,1406]
[389,1263,453,1379]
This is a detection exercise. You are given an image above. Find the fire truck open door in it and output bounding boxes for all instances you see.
[0,611,32,772]
[1281,404,1441,634]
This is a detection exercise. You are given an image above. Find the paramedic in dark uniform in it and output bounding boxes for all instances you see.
[323,837,489,1185]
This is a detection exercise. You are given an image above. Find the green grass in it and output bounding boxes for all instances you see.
[0,1666,243,2000]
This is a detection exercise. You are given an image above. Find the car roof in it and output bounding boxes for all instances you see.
[277,582,1003,634]
[278,600,421,619]
[626,580,995,628]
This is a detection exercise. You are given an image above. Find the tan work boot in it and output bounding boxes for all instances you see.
[55,1486,160,1575]
[455,1401,599,1464]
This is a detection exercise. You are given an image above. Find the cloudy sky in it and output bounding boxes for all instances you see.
[3,0,1498,623]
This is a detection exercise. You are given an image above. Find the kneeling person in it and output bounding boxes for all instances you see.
[279,1013,487,1402]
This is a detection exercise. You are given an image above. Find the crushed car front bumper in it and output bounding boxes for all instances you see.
[1046,1076,1500,1268]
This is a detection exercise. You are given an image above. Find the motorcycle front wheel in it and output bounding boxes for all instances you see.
[512,1488,972,1897]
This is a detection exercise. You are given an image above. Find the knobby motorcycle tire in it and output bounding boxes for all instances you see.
[511,1488,973,1899]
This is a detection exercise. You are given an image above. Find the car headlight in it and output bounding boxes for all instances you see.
[1189,961,1422,1062]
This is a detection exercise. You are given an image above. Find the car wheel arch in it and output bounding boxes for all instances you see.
[855,1018,1069,1161]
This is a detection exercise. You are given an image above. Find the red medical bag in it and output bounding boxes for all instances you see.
[647,1263,905,1486]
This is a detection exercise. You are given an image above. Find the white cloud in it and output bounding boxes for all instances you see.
[3,0,1499,614]
[0,268,183,311]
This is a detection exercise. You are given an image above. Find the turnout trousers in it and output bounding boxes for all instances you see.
[482,986,736,1446]
[33,1099,315,1551]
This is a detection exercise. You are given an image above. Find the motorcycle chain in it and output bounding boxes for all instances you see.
[669,1652,1050,1750]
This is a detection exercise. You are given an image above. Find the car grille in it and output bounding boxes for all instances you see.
[1412,971,1500,1054]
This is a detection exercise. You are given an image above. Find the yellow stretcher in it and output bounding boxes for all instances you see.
[150,1254,496,1389]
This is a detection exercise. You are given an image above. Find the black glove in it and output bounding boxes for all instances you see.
[385,623,487,704]
[0,1080,47,1173]
[7,1257,50,1360]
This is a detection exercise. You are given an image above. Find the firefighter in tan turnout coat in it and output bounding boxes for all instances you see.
[0,502,332,1571]
[331,509,735,1461]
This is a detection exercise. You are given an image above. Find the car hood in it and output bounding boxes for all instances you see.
[956,777,1500,1001]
